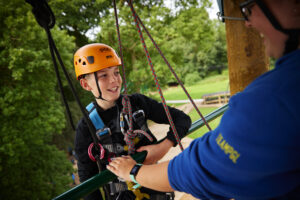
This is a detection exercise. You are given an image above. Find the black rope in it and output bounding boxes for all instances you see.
[25,0,55,29]
[26,0,103,172]
[45,28,76,131]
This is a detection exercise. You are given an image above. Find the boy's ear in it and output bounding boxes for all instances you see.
[80,78,92,91]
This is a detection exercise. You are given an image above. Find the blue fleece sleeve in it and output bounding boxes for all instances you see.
[168,90,300,200]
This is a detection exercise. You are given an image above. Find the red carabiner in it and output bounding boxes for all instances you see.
[88,143,105,162]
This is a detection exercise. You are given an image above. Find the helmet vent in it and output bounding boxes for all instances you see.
[78,59,81,63]
[87,56,94,64]
[82,61,86,65]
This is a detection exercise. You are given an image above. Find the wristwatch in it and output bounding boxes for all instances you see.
[129,163,143,189]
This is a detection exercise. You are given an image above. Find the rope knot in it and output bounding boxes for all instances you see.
[122,95,154,154]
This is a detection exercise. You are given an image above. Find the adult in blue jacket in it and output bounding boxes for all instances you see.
[108,0,300,199]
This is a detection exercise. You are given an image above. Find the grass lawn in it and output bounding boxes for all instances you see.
[187,106,223,139]
[156,70,229,100]
[149,70,229,139]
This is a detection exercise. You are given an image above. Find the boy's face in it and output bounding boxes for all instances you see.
[83,66,122,102]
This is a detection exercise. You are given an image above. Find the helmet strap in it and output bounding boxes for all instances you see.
[94,72,107,101]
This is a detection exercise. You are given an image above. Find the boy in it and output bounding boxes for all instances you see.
[74,43,192,200]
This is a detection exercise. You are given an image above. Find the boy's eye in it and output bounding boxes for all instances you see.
[99,74,107,78]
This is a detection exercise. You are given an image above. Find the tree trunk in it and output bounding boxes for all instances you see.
[223,0,269,96]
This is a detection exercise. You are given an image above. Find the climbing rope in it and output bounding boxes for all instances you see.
[113,0,153,154]
[113,0,128,94]
[130,4,212,132]
[126,0,184,151]
[121,95,153,154]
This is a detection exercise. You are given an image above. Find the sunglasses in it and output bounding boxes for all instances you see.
[240,0,256,21]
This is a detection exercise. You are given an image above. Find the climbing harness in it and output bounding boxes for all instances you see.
[86,99,157,198]
[86,99,153,157]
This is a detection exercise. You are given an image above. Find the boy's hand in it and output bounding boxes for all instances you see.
[136,139,174,164]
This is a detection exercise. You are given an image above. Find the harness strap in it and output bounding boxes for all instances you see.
[86,102,110,138]
[109,182,128,195]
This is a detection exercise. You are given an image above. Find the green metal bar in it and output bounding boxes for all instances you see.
[53,151,147,200]
[52,104,229,200]
[188,103,228,134]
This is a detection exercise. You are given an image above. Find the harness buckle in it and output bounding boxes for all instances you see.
[132,110,145,121]
[133,110,148,132]
[96,127,111,139]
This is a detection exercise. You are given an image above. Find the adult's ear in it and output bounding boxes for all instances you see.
[80,78,92,91]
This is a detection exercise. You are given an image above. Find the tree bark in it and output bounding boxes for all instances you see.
[223,0,269,96]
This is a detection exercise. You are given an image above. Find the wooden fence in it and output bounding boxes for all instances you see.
[202,91,230,105]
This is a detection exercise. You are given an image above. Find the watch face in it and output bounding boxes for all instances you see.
[130,164,142,175]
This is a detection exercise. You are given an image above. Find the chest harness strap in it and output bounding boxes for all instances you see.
[86,102,112,162]
[86,102,111,138]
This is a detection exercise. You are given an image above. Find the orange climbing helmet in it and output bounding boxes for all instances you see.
[74,43,122,79]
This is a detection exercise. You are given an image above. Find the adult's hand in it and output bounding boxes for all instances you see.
[107,156,136,181]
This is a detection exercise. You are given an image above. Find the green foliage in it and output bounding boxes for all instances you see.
[184,73,201,86]
[0,1,75,199]
[49,0,111,47]
[94,0,227,94]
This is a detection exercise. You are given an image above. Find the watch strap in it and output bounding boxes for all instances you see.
[129,163,143,189]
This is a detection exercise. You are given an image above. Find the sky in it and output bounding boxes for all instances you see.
[86,1,220,39]
[164,0,220,19]
[208,0,220,19]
